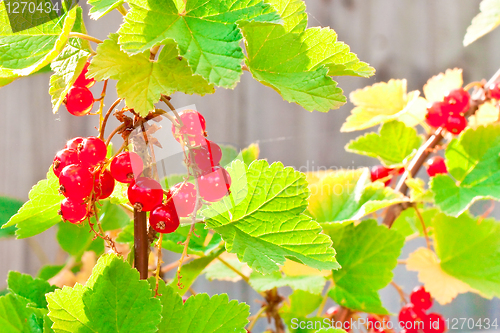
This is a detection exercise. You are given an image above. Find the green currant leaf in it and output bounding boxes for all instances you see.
[7,272,57,309]
[47,254,162,333]
[0,196,24,238]
[280,290,323,319]
[98,201,130,231]
[149,279,249,333]
[162,223,222,256]
[265,0,307,33]
[241,143,260,166]
[203,159,340,274]
[431,125,500,216]
[88,33,214,117]
[464,0,500,46]
[0,4,77,78]
[168,248,224,295]
[88,0,125,19]
[46,284,92,333]
[249,271,326,294]
[36,265,65,281]
[241,22,344,112]
[392,206,439,239]
[307,168,409,223]
[346,120,422,167]
[323,220,404,314]
[0,293,46,333]
[118,0,280,88]
[2,169,63,239]
[433,212,500,298]
[49,7,91,112]
[56,222,94,257]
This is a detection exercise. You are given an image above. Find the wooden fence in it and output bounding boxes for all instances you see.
[1,0,499,330]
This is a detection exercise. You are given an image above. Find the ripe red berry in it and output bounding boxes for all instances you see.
[73,61,95,88]
[410,286,433,311]
[192,140,222,175]
[53,148,79,177]
[426,156,447,177]
[171,109,206,146]
[399,303,426,325]
[127,177,163,212]
[425,102,451,128]
[110,151,144,183]
[65,86,94,116]
[171,182,196,217]
[150,204,180,233]
[370,165,393,186]
[59,164,93,200]
[488,82,500,100]
[423,313,446,333]
[60,198,87,224]
[65,137,84,150]
[79,137,107,169]
[198,166,231,202]
[444,88,470,114]
[93,169,115,200]
[445,114,467,135]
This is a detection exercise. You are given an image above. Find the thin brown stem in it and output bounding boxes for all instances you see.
[154,234,164,296]
[413,204,431,250]
[391,281,408,303]
[69,32,103,44]
[106,123,126,146]
[217,257,250,283]
[100,98,122,140]
[176,222,195,288]
[247,306,267,332]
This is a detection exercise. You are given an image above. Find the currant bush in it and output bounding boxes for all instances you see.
[198,166,232,202]
[171,182,196,217]
[149,204,180,233]
[59,164,94,200]
[426,156,447,177]
[59,197,87,224]
[73,61,95,88]
[127,177,164,212]
[171,109,207,146]
[79,137,107,169]
[52,148,79,178]
[93,169,115,200]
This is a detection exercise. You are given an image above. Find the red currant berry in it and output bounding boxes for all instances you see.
[60,198,87,224]
[65,137,84,150]
[444,88,470,114]
[53,148,79,177]
[370,165,393,185]
[171,182,196,217]
[79,137,107,169]
[110,151,144,183]
[445,114,467,135]
[192,140,222,175]
[127,177,163,212]
[410,286,433,311]
[426,156,447,177]
[198,166,231,202]
[150,204,180,233]
[423,313,446,333]
[425,102,450,128]
[399,303,426,325]
[73,61,95,88]
[171,109,206,146]
[65,86,94,116]
[93,169,115,200]
[488,82,500,100]
[59,164,93,200]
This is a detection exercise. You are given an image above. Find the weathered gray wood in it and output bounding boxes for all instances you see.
[1,0,499,330]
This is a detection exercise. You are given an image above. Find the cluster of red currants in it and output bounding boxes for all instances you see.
[425,88,470,135]
[399,286,446,333]
[370,165,404,186]
[64,61,96,117]
[54,137,114,223]
[171,109,232,203]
